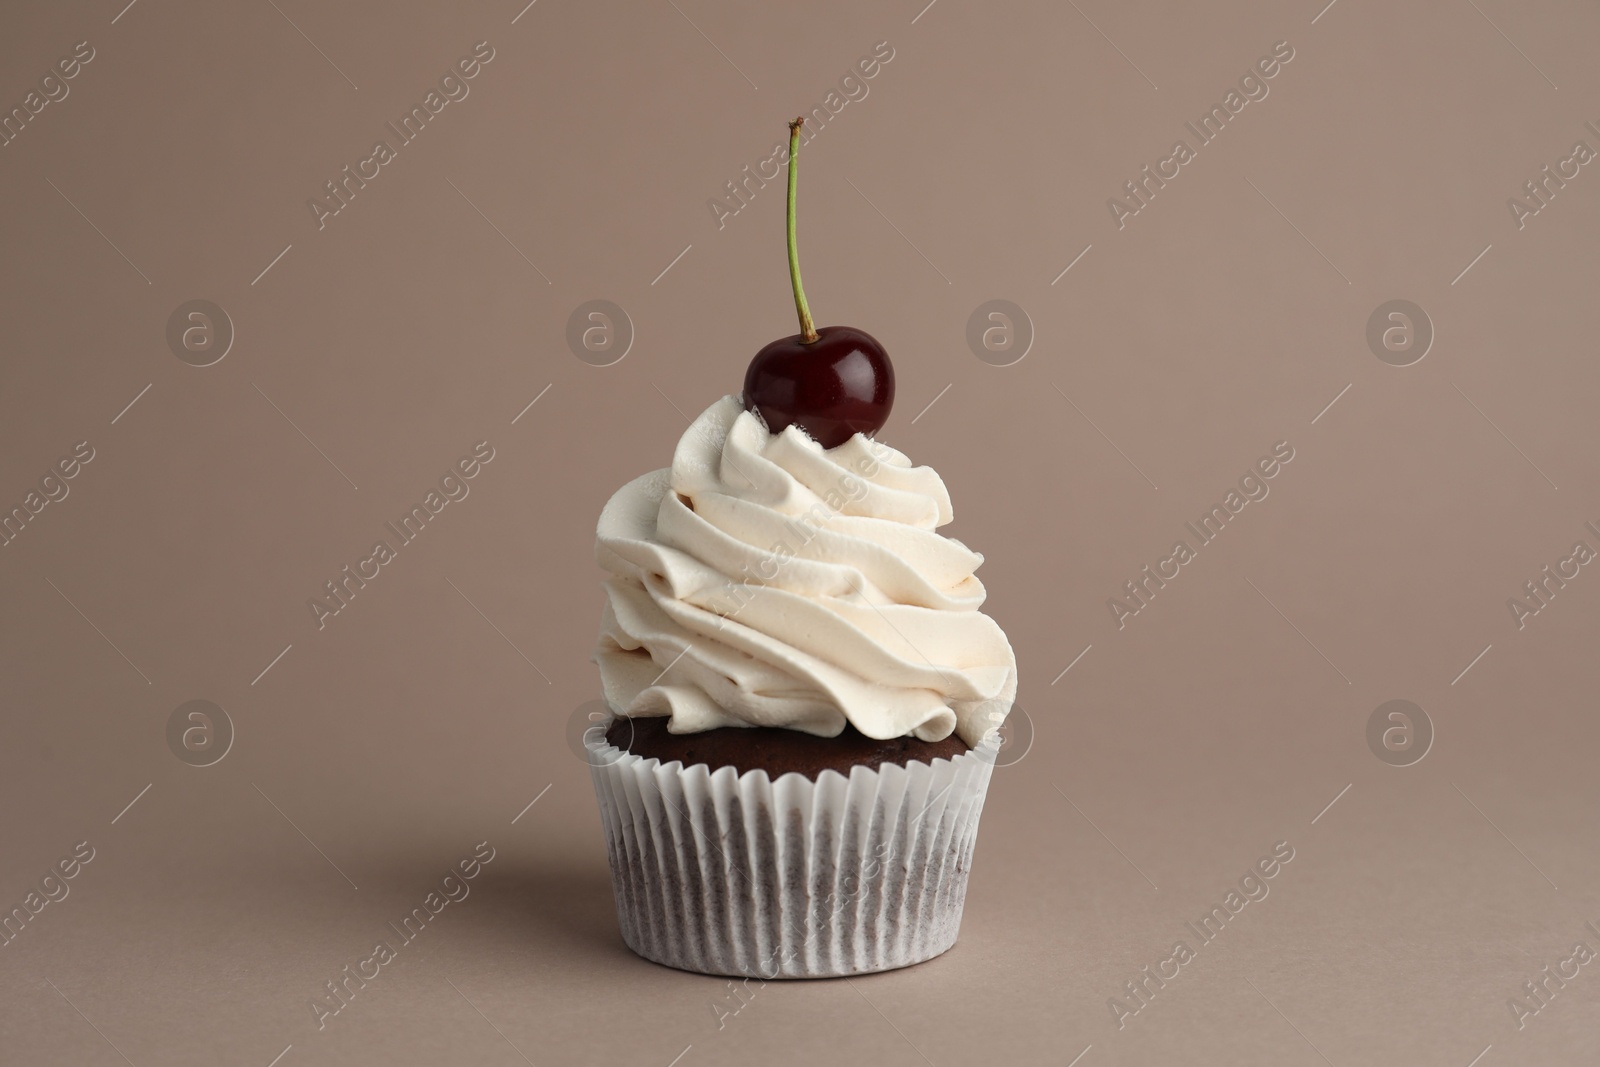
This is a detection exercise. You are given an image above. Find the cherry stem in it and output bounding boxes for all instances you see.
[786,118,819,344]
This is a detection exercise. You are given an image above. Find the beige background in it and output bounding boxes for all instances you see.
[3,0,1599,1064]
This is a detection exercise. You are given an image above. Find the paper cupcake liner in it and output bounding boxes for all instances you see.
[585,725,998,978]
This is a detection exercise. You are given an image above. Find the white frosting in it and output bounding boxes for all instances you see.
[594,395,1016,745]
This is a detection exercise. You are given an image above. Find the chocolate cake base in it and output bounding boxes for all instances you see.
[605,714,969,779]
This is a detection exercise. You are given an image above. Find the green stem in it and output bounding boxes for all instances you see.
[786,118,819,344]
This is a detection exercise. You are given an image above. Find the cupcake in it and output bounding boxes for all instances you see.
[585,118,1017,978]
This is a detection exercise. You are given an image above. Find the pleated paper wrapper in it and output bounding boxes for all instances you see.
[585,728,998,978]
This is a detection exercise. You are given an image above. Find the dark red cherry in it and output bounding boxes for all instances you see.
[744,326,893,448]
[744,117,896,449]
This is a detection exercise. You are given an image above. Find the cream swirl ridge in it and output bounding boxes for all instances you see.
[594,396,1015,745]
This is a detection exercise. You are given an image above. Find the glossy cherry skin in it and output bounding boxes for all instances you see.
[743,325,894,449]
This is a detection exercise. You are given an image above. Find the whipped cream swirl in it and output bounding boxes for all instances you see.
[594,396,1016,745]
